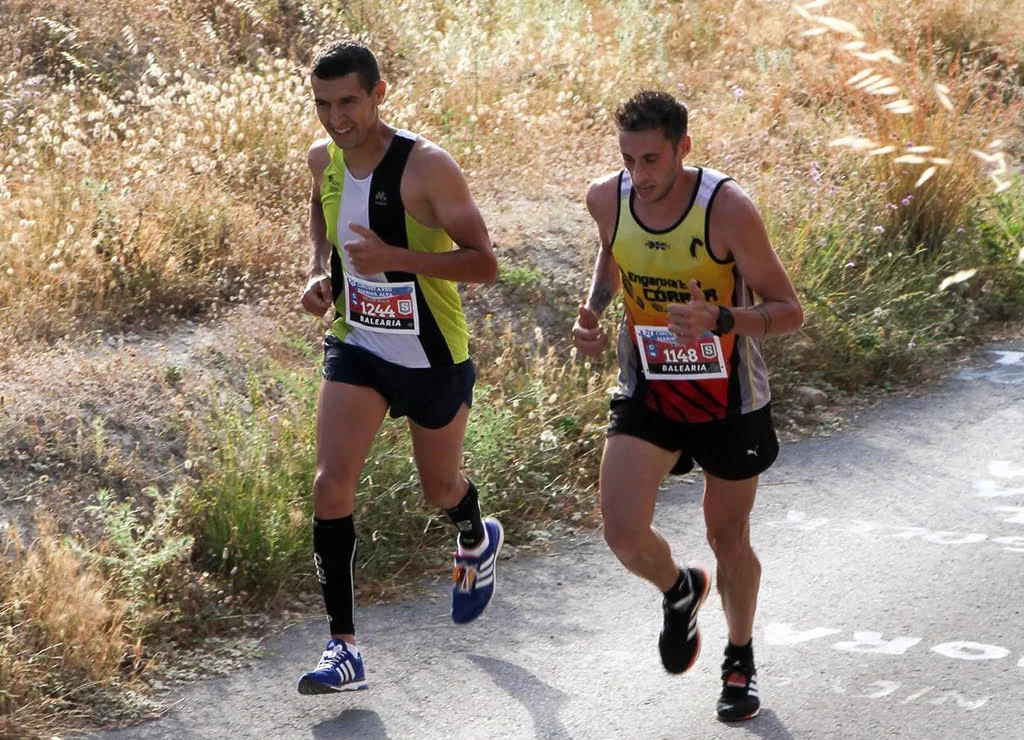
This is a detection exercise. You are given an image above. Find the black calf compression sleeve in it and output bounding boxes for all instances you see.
[444,479,485,549]
[312,515,357,636]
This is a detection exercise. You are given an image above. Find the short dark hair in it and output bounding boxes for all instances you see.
[615,90,688,146]
[311,41,381,93]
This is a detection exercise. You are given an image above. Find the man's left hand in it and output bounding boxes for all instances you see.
[667,279,719,344]
[344,224,404,274]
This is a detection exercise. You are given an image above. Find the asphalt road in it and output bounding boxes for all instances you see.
[91,341,1024,740]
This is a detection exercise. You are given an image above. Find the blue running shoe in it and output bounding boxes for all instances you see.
[451,517,504,624]
[297,639,368,694]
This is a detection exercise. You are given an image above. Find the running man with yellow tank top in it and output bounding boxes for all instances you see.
[295,41,503,695]
[572,90,804,722]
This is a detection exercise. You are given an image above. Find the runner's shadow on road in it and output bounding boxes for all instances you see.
[312,708,389,740]
[467,654,571,739]
[720,709,794,739]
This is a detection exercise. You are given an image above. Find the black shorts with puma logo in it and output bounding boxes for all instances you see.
[608,399,779,480]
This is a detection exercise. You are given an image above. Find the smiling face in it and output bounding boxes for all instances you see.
[618,128,692,203]
[311,72,386,151]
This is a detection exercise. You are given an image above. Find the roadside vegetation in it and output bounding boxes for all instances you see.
[1,0,1022,734]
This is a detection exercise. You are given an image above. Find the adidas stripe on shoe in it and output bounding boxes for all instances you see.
[297,638,368,695]
[451,517,504,624]
[717,656,760,721]
[658,566,711,674]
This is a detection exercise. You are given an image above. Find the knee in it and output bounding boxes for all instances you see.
[603,518,643,560]
[706,526,752,562]
[313,469,355,518]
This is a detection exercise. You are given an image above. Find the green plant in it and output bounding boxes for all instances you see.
[498,263,544,290]
[189,373,316,597]
[74,487,194,627]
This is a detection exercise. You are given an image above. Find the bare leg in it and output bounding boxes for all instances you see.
[408,403,472,509]
[703,472,761,646]
[314,380,388,644]
[599,435,681,591]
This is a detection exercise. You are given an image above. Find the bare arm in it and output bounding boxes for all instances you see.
[583,176,622,315]
[572,176,622,357]
[308,197,331,275]
[667,182,803,342]
[584,248,621,316]
[307,140,332,276]
[300,140,334,316]
[345,143,497,283]
[419,147,497,283]
[715,182,803,337]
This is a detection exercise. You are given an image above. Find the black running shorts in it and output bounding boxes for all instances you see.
[607,397,779,480]
[322,335,475,430]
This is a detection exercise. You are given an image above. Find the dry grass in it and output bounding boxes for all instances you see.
[1,0,1022,734]
[0,53,310,350]
[790,0,1022,248]
[0,518,130,736]
[2,0,1020,353]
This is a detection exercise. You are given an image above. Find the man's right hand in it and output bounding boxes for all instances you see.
[572,305,608,358]
[301,272,333,316]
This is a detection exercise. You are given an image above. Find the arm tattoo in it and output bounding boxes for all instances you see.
[754,304,772,337]
[588,283,615,316]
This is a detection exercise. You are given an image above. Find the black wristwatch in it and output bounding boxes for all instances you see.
[712,305,735,336]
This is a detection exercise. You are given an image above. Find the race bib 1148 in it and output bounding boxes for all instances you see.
[344,275,419,334]
[634,325,727,381]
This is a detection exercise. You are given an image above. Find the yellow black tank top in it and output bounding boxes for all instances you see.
[320,130,469,368]
[611,166,771,422]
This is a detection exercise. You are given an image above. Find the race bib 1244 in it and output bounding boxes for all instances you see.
[344,275,419,334]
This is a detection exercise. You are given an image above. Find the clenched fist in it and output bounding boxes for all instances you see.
[301,272,333,316]
[572,305,608,358]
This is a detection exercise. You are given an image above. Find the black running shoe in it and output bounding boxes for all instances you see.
[658,566,711,674]
[717,656,760,722]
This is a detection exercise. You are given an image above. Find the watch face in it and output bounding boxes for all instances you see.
[716,306,734,335]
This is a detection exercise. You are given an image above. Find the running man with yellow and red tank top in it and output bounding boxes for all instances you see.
[572,90,804,723]
[610,164,771,423]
